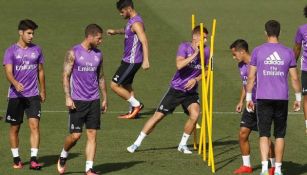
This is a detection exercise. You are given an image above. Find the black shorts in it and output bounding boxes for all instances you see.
[112,61,142,85]
[256,99,288,138]
[5,96,41,125]
[69,99,101,133]
[240,107,258,131]
[301,71,307,95]
[156,88,200,115]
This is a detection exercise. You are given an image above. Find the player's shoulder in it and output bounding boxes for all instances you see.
[178,41,191,48]
[29,43,42,52]
[298,23,307,30]
[130,14,143,24]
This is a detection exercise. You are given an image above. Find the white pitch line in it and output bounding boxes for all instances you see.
[0,110,303,115]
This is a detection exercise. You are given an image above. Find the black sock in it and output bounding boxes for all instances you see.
[13,157,21,164]
[30,156,37,162]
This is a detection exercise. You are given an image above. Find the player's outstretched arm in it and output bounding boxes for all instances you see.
[289,67,302,111]
[245,65,257,112]
[293,43,302,62]
[4,64,24,92]
[99,64,107,113]
[38,64,46,102]
[106,28,125,35]
[63,50,76,110]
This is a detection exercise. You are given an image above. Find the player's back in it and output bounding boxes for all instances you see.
[251,43,296,100]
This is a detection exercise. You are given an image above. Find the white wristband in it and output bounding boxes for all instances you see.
[246,92,252,101]
[295,92,302,102]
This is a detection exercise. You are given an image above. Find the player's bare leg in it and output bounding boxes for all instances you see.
[10,124,23,168]
[85,129,98,174]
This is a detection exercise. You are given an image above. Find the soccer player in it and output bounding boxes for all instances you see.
[246,20,301,175]
[57,24,107,175]
[230,39,275,174]
[126,25,209,154]
[107,0,149,119]
[293,5,307,134]
[3,19,45,170]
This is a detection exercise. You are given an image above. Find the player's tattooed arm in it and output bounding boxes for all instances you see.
[63,50,76,109]
[99,64,107,112]
[293,43,302,62]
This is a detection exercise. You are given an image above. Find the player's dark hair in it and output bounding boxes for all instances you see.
[18,19,38,31]
[230,39,249,52]
[117,0,134,10]
[85,24,103,37]
[265,20,280,37]
[192,25,209,35]
[304,5,307,18]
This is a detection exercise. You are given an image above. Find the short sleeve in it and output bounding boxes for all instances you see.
[176,43,187,58]
[294,27,303,44]
[250,48,258,67]
[289,49,297,68]
[3,47,14,65]
[36,46,44,64]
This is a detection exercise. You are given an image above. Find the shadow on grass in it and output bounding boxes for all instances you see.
[139,108,156,116]
[64,161,145,174]
[23,153,80,167]
[283,161,307,175]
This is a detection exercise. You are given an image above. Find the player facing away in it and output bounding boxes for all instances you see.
[57,24,107,175]
[230,39,275,175]
[294,5,307,134]
[246,20,301,175]
[3,19,46,170]
[127,25,209,154]
[107,0,149,119]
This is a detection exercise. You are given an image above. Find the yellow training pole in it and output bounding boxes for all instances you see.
[198,23,208,161]
[208,19,216,173]
[192,14,195,30]
[191,14,198,151]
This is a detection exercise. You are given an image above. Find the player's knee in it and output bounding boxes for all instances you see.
[110,81,119,91]
[189,113,199,122]
[71,133,82,141]
[239,130,249,141]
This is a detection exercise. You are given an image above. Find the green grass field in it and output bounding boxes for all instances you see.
[0,0,307,174]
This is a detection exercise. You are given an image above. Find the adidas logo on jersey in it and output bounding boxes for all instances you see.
[264,51,284,65]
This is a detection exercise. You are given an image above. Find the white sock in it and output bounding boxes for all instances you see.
[129,104,133,113]
[134,132,147,146]
[242,155,251,167]
[261,160,268,173]
[85,161,93,172]
[31,148,38,157]
[179,133,190,146]
[11,148,19,157]
[275,162,282,174]
[60,148,68,158]
[270,158,275,167]
[127,96,140,107]
[305,120,307,128]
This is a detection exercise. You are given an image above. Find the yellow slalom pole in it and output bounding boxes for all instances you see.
[208,19,216,173]
[198,23,208,161]
[192,14,195,30]
[192,14,198,151]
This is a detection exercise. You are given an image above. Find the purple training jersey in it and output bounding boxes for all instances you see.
[171,42,210,92]
[250,43,296,100]
[3,43,44,98]
[238,62,256,103]
[294,24,307,71]
[122,15,144,64]
[70,44,102,101]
